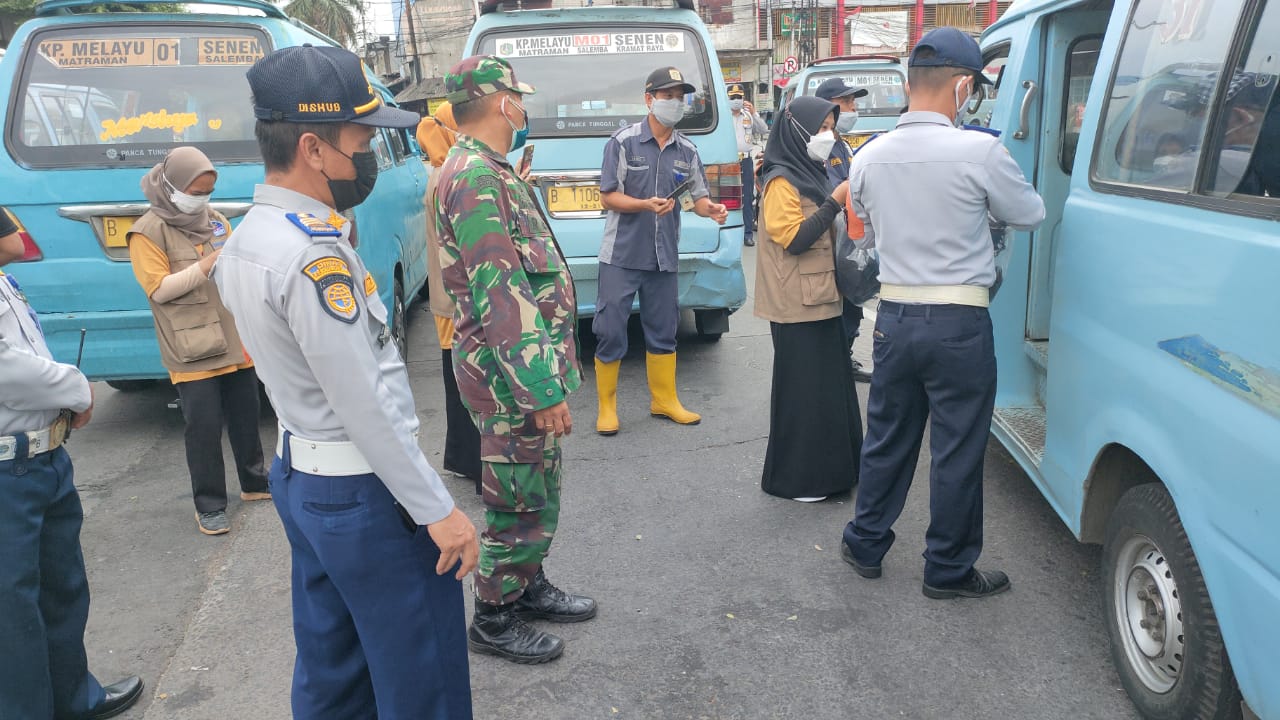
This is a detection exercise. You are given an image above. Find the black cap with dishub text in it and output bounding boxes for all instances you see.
[248,44,420,127]
[814,78,869,101]
[909,27,992,85]
[646,66,696,95]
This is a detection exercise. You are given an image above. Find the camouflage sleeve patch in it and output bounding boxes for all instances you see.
[302,256,361,324]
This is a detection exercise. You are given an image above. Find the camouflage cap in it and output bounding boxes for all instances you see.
[445,55,535,105]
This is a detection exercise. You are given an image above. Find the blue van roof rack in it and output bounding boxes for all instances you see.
[479,0,695,14]
[809,54,901,66]
[35,0,287,18]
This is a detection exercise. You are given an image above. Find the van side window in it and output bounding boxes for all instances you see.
[1060,37,1101,174]
[1202,1,1280,200]
[1092,0,1238,191]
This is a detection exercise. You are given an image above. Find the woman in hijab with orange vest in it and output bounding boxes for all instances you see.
[127,146,270,536]
[754,96,863,503]
[418,102,482,491]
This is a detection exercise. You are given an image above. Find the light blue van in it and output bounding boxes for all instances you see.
[0,0,429,386]
[780,55,908,150]
[462,0,746,339]
[978,0,1279,716]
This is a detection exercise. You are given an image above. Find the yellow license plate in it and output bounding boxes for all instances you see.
[846,134,872,149]
[100,216,137,248]
[546,185,603,213]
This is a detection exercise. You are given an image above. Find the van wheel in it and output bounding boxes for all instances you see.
[393,276,408,363]
[1102,483,1241,720]
[106,380,156,392]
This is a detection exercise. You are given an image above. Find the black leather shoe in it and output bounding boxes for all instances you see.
[743,236,756,247]
[923,569,1011,599]
[84,676,144,719]
[469,603,564,664]
[514,569,597,623]
[840,543,881,579]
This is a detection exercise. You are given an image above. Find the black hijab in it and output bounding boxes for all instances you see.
[761,95,839,206]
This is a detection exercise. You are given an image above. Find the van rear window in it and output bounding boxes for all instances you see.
[804,70,907,117]
[478,26,716,137]
[8,25,270,168]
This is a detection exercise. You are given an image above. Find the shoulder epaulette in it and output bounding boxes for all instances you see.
[286,213,343,238]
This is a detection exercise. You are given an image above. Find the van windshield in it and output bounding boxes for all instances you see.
[8,25,270,168]
[804,69,907,117]
[478,26,716,137]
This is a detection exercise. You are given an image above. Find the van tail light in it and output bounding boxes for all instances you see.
[705,162,743,211]
[4,210,43,262]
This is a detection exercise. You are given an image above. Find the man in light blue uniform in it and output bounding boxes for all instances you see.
[839,28,1045,599]
[0,252,144,718]
[215,45,478,718]
[593,66,728,436]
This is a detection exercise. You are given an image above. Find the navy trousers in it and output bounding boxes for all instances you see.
[271,436,472,719]
[592,263,679,363]
[740,157,756,240]
[0,441,105,719]
[843,302,997,587]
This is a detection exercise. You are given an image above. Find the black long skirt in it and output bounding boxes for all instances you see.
[761,316,863,499]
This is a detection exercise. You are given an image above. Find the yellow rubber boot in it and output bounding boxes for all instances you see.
[646,352,701,425]
[595,357,621,436]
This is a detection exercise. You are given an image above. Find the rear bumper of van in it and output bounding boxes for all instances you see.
[40,310,167,381]
[568,225,747,317]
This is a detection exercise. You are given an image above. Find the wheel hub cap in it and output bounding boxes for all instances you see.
[1115,536,1186,694]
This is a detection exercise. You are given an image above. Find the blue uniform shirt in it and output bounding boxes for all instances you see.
[599,120,709,272]
[826,137,854,189]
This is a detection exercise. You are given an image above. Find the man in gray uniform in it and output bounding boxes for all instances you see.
[0,256,144,717]
[593,66,728,436]
[215,45,478,718]
[839,28,1045,599]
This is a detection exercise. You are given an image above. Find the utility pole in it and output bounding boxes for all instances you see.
[403,0,422,84]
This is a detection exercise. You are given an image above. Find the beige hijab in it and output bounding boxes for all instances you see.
[139,146,218,245]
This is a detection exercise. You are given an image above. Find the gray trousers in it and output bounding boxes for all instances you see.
[592,263,678,363]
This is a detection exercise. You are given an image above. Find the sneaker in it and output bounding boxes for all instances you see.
[840,543,882,579]
[240,491,271,502]
[195,510,229,536]
[851,359,873,383]
[922,568,1011,599]
[743,236,756,247]
[792,496,828,503]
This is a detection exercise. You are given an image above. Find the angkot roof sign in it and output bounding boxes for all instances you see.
[496,32,684,58]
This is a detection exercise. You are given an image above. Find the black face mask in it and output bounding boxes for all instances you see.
[322,142,379,211]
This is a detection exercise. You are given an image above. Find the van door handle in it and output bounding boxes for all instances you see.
[1013,80,1038,140]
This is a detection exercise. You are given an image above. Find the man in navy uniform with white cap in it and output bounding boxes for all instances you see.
[839,28,1045,599]
[216,44,478,718]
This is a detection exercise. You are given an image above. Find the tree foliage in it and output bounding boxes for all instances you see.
[283,0,362,47]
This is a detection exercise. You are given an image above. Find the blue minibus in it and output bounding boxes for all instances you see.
[978,0,1279,716]
[1,0,429,385]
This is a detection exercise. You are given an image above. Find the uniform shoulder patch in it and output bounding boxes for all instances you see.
[301,256,360,324]
[287,213,343,237]
[363,273,377,297]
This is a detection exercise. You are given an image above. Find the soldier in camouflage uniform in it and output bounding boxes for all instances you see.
[435,55,597,665]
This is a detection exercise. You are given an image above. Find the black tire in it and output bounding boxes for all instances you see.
[1101,483,1242,720]
[392,275,408,363]
[105,379,157,392]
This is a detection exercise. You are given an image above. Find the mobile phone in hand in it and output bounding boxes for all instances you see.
[519,144,535,175]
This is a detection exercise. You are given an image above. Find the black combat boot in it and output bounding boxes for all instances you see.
[513,568,598,623]
[468,602,564,664]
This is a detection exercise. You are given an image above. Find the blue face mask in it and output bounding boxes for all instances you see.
[503,96,530,152]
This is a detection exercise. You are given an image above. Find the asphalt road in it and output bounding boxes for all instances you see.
[69,247,1141,720]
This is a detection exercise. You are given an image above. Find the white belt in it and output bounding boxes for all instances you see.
[0,416,70,462]
[275,424,418,477]
[879,283,990,308]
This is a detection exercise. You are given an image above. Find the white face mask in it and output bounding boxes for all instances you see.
[650,98,686,128]
[806,130,838,162]
[165,177,210,214]
[836,111,860,134]
[729,98,744,112]
[954,77,974,126]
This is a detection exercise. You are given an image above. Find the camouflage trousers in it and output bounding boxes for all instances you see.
[470,411,562,606]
